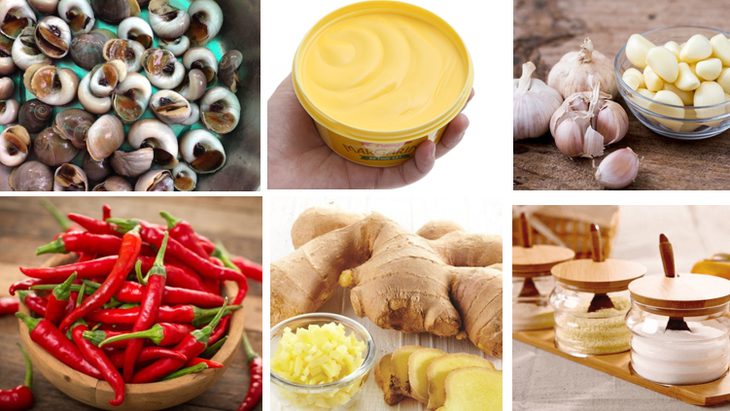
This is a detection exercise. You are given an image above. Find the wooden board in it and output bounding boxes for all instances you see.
[270,197,503,410]
[0,197,262,411]
[514,328,730,406]
[514,0,730,190]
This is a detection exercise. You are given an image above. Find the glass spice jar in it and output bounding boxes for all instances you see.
[513,213,575,331]
[550,224,646,357]
[627,234,730,385]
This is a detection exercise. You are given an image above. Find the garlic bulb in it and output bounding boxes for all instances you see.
[513,61,563,140]
[550,84,629,158]
[595,147,640,189]
[548,37,617,98]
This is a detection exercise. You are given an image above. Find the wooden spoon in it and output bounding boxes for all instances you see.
[517,213,540,298]
[587,224,616,313]
[660,234,691,332]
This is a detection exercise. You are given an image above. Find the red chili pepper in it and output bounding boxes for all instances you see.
[59,227,142,332]
[71,322,124,406]
[209,316,231,346]
[232,256,263,283]
[237,331,263,411]
[19,256,119,282]
[108,346,188,368]
[44,273,77,325]
[87,322,195,348]
[117,281,224,308]
[102,204,112,221]
[16,292,47,317]
[67,213,119,236]
[36,232,124,256]
[160,211,208,257]
[210,245,249,305]
[15,312,102,379]
[123,233,169,381]
[0,344,33,411]
[199,240,215,255]
[187,357,223,369]
[9,279,46,295]
[138,256,207,292]
[109,219,243,284]
[0,297,19,315]
[131,299,229,383]
[86,304,240,326]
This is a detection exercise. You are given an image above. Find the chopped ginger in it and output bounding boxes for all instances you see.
[272,322,366,385]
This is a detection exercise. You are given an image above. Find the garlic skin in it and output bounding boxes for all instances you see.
[548,37,617,98]
[550,84,629,158]
[595,147,640,189]
[514,61,563,140]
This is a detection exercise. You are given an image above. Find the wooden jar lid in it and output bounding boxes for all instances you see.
[513,213,576,277]
[629,273,730,314]
[629,234,730,316]
[514,245,575,277]
[550,223,646,293]
[551,258,647,293]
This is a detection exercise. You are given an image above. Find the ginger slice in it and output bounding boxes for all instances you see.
[436,367,502,411]
[426,353,495,409]
[407,347,446,403]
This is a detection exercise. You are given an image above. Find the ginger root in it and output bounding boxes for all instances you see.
[426,353,495,409]
[437,367,502,411]
[271,207,503,357]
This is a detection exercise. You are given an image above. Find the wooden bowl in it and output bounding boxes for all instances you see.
[16,254,245,411]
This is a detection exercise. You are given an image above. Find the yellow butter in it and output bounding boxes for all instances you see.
[293,1,473,167]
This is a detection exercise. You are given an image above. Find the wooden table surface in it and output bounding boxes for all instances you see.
[270,197,502,410]
[513,206,730,410]
[514,0,730,190]
[0,198,262,411]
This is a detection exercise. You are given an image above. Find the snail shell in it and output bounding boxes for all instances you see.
[180,129,225,174]
[149,0,190,40]
[0,99,19,125]
[128,118,178,167]
[112,72,151,123]
[71,29,115,71]
[29,0,59,15]
[33,127,79,166]
[219,50,243,92]
[91,0,139,24]
[24,64,79,106]
[183,47,217,85]
[12,26,51,71]
[134,169,173,191]
[118,16,154,49]
[149,89,191,124]
[53,163,88,191]
[0,0,36,39]
[186,0,222,46]
[93,175,132,191]
[9,161,52,191]
[78,69,112,114]
[0,77,14,100]
[172,162,197,191]
[111,147,153,177]
[176,68,206,101]
[86,114,124,161]
[18,99,52,133]
[0,124,30,167]
[142,48,184,89]
[35,16,72,59]
[58,0,96,34]
[103,38,145,72]
[53,108,95,150]
[159,35,189,57]
[200,87,240,135]
[82,154,110,182]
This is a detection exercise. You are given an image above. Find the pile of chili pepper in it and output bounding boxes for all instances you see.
[8,204,263,408]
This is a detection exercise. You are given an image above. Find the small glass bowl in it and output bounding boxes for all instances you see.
[270,313,376,410]
[614,25,730,140]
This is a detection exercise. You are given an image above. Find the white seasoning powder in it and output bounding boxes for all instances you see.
[630,319,729,385]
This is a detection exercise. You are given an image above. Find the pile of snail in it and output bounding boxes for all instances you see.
[0,0,244,191]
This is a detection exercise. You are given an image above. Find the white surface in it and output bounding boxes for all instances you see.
[269,195,503,410]
[513,205,730,411]
[261,0,513,193]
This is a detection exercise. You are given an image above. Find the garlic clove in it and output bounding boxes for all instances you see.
[595,147,640,189]
[582,126,605,158]
[626,34,656,69]
[552,116,585,157]
[595,101,629,145]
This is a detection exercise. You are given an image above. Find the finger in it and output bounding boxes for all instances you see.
[391,140,436,186]
[435,114,469,159]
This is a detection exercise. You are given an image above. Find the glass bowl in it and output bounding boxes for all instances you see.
[270,313,376,410]
[614,25,730,140]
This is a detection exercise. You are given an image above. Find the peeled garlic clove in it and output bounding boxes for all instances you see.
[675,62,700,91]
[53,163,88,191]
[622,68,644,90]
[595,147,640,189]
[680,34,713,63]
[513,61,563,140]
[595,101,629,145]
[710,34,730,66]
[626,34,655,69]
[646,46,678,83]
[696,58,722,81]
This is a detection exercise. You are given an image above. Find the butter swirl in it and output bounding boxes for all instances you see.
[297,11,468,132]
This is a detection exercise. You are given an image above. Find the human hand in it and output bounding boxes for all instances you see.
[267,75,471,189]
